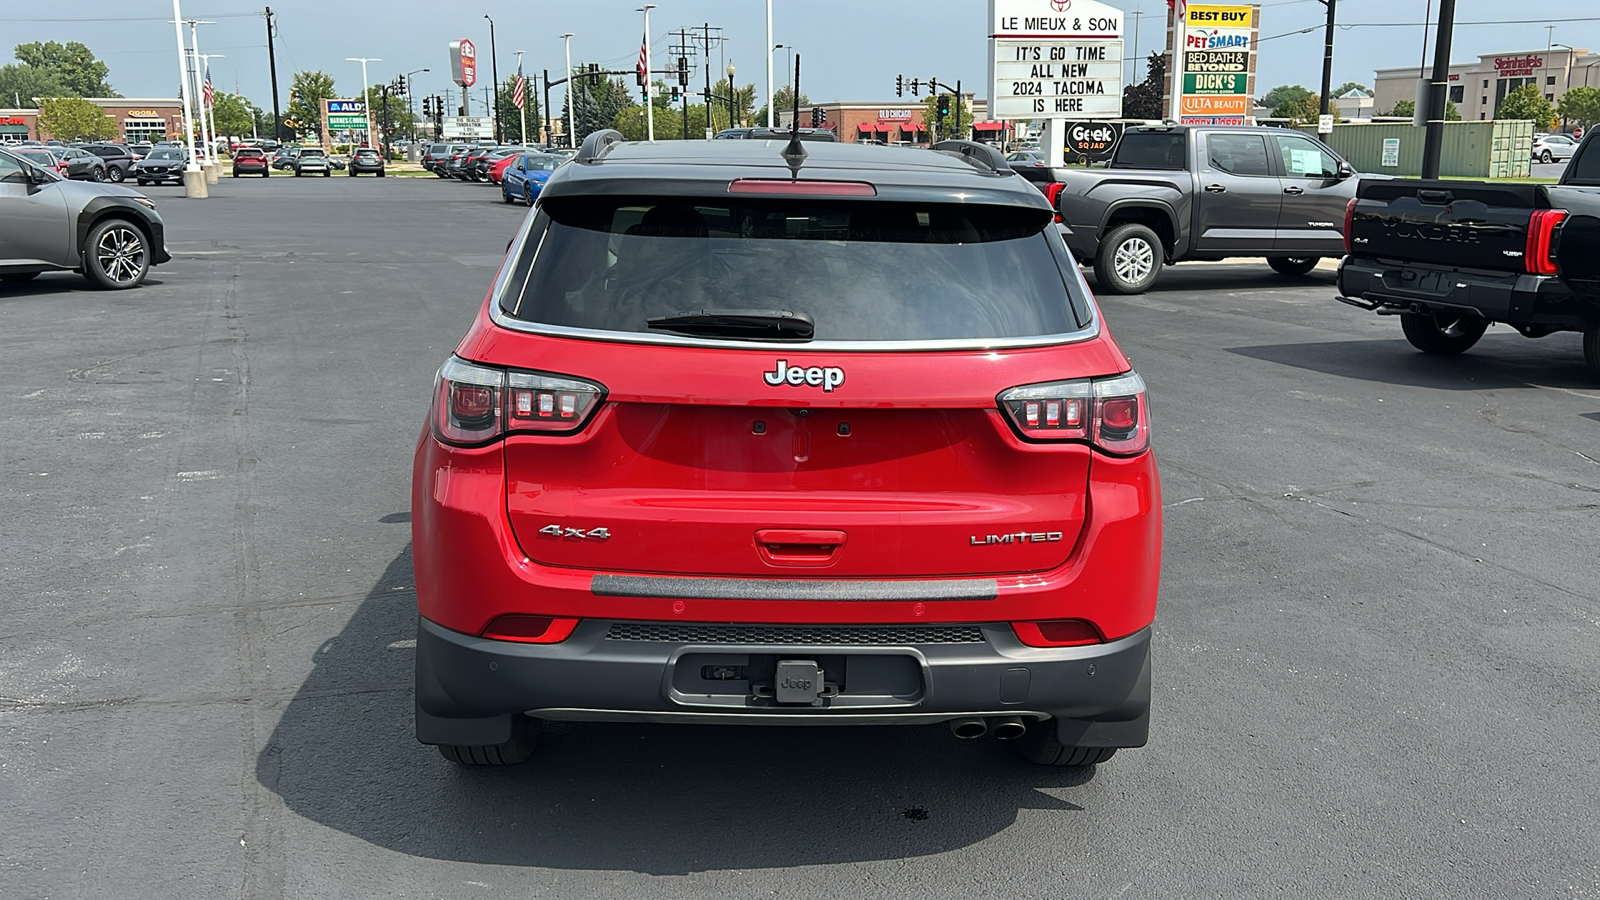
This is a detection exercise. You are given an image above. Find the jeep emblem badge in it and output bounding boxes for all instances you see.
[763,359,845,392]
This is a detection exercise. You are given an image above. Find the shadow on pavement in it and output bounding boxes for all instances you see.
[1086,262,1335,296]
[1227,333,1596,392]
[257,544,1103,874]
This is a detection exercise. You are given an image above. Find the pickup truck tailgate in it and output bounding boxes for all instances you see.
[1350,180,1540,272]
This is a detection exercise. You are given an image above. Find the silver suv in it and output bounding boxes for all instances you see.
[294,147,331,177]
[0,146,171,289]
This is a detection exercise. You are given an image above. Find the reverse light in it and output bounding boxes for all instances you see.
[1524,208,1567,276]
[1012,619,1105,647]
[480,615,581,644]
[998,371,1150,455]
[431,357,606,446]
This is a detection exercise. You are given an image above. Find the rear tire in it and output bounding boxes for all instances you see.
[108,167,125,183]
[323,170,329,177]
[1400,311,1489,355]
[1541,150,1554,164]
[1583,326,1600,380]
[436,715,540,766]
[1012,720,1119,767]
[377,170,384,177]
[1267,256,1318,276]
[1093,223,1164,295]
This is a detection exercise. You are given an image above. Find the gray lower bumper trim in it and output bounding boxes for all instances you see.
[590,574,999,602]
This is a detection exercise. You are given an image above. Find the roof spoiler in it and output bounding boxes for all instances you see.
[576,129,625,165]
[930,140,1010,175]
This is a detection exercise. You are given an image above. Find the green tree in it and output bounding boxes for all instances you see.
[0,63,69,105]
[920,91,975,141]
[362,82,416,145]
[613,100,711,141]
[494,74,540,143]
[1333,81,1370,96]
[37,96,115,140]
[1263,84,1313,118]
[286,69,337,138]
[1386,98,1459,120]
[1496,83,1556,129]
[702,77,756,132]
[13,41,113,96]
[1558,86,1600,128]
[754,84,809,126]
[210,91,261,138]
[1121,52,1167,120]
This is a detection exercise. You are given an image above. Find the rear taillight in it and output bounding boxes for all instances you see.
[1044,182,1065,223]
[1525,208,1567,276]
[1012,619,1105,647]
[998,371,1150,455]
[1343,197,1358,255]
[480,615,580,643]
[431,357,606,446]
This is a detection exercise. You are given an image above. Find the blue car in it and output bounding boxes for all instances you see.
[500,153,564,205]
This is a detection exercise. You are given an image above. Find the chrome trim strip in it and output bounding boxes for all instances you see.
[592,574,999,601]
[528,708,1055,725]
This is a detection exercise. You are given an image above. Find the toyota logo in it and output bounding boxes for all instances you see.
[1050,0,1071,10]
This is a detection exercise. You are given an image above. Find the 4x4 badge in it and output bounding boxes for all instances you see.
[763,360,845,392]
[538,525,611,541]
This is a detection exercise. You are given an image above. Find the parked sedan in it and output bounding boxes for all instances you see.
[347,147,385,176]
[12,147,65,177]
[477,146,529,183]
[231,147,271,177]
[134,148,189,185]
[293,147,331,177]
[499,152,563,205]
[1532,134,1577,163]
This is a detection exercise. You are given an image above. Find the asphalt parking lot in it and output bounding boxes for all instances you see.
[3,175,1597,899]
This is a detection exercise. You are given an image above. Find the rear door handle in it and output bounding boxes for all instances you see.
[1203,184,1227,193]
[1283,185,1305,195]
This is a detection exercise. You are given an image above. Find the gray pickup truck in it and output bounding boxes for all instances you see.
[1054,124,1362,294]
[1337,133,1600,378]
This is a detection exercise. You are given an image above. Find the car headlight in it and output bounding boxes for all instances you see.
[132,197,157,209]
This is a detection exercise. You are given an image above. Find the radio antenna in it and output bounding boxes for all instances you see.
[782,53,806,172]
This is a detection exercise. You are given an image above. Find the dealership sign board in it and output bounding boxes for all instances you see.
[450,39,477,88]
[988,0,1124,120]
[1173,4,1259,125]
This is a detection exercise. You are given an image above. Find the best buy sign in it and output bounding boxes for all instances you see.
[1184,72,1248,95]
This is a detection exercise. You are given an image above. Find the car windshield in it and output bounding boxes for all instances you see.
[497,196,1089,342]
[147,150,183,160]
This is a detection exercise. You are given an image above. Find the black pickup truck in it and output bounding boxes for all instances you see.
[1337,136,1600,378]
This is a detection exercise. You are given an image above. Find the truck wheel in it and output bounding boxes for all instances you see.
[1584,327,1600,380]
[1400,311,1489,355]
[1013,720,1118,767]
[1267,256,1318,276]
[1094,223,1163,295]
[436,715,540,766]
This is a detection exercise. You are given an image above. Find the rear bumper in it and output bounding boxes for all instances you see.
[1337,256,1599,329]
[415,615,1151,748]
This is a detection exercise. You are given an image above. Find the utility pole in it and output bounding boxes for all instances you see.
[1128,9,1144,89]
[264,7,282,141]
[484,15,502,142]
[698,23,724,137]
[561,33,575,148]
[765,0,773,128]
[543,68,553,144]
[1421,0,1457,178]
[671,29,698,141]
[1318,0,1337,134]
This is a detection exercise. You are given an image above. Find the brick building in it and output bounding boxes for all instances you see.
[777,97,997,145]
[1375,48,1600,122]
[0,98,185,143]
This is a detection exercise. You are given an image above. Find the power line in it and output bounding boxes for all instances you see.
[1258,14,1600,43]
[0,11,259,20]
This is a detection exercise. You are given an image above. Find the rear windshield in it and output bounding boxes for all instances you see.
[301,149,326,157]
[1112,132,1186,169]
[1569,142,1600,184]
[497,196,1090,342]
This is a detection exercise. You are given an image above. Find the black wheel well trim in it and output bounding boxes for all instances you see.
[75,201,157,262]
[1100,203,1177,254]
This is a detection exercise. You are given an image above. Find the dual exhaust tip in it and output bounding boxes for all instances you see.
[949,716,1027,741]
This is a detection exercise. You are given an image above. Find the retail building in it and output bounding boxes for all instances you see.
[777,98,998,145]
[0,98,185,143]
[1374,48,1600,122]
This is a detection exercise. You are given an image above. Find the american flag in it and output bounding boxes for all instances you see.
[512,64,525,110]
[202,67,215,107]
[637,33,648,87]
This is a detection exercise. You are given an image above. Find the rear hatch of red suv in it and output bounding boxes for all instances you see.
[454,153,1141,583]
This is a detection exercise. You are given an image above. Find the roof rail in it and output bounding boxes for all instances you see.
[930,139,1011,175]
[575,129,625,164]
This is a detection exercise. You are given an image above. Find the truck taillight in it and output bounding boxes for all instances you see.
[998,371,1150,455]
[1525,208,1567,276]
[1044,182,1066,223]
[431,357,606,446]
[1343,197,1358,255]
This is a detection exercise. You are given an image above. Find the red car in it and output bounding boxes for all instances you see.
[412,132,1161,768]
[231,147,270,177]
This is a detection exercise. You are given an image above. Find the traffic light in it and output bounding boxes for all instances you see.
[910,78,921,97]
[810,106,824,127]
[936,94,951,117]
[677,57,689,86]
[588,63,602,86]
[896,74,903,98]
[669,86,681,102]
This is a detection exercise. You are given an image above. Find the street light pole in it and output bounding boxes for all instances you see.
[198,52,224,154]
[727,61,736,129]
[484,15,502,143]
[406,68,428,142]
[169,0,205,197]
[765,0,773,128]
[185,20,215,163]
[561,33,575,148]
[346,57,380,147]
[640,5,657,142]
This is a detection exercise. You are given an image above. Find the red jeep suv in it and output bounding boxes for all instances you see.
[412,131,1161,767]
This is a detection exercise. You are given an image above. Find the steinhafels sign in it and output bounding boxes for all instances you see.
[1494,55,1542,78]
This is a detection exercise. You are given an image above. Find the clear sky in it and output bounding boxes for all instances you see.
[2,0,1597,110]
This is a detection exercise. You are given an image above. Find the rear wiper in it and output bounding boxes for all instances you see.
[646,308,815,341]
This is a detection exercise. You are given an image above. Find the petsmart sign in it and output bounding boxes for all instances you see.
[988,0,1125,120]
[1176,4,1259,125]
